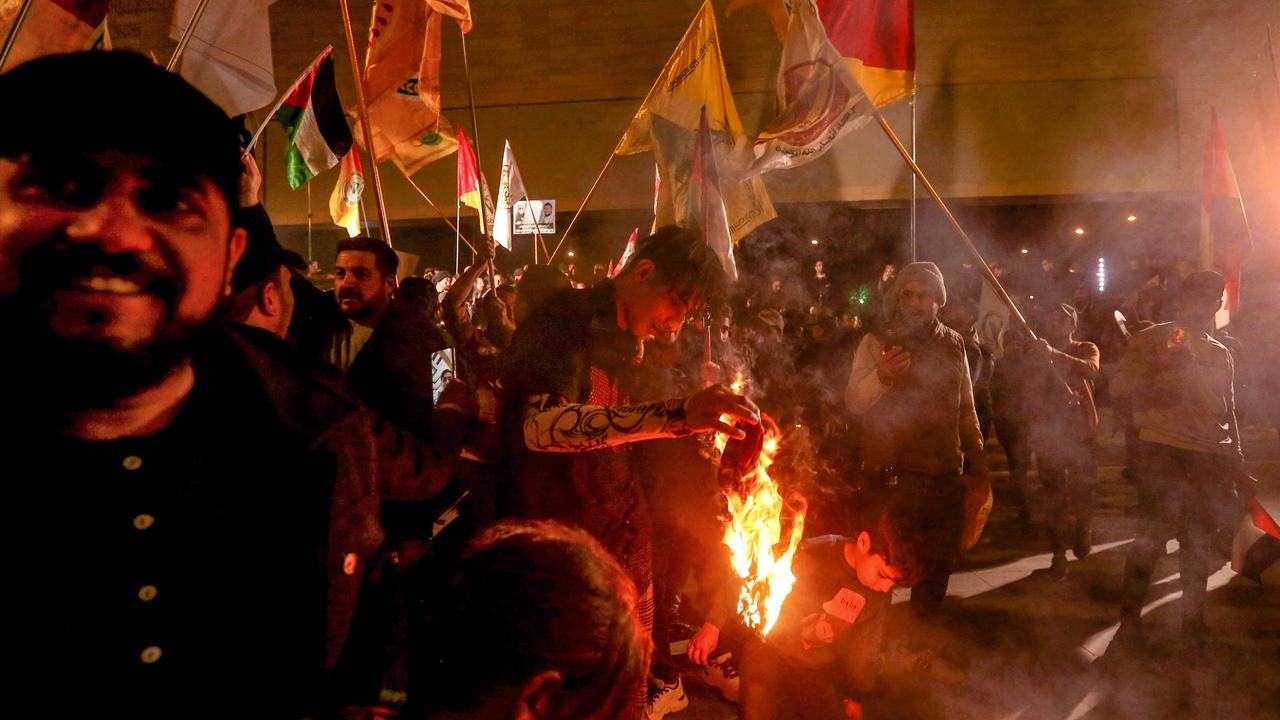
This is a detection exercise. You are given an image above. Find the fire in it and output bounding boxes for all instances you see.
[717,378,807,635]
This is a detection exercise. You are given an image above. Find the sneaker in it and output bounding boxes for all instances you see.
[704,653,740,703]
[645,676,688,719]
[1073,519,1093,559]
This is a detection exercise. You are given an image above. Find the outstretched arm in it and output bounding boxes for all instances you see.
[522,384,760,453]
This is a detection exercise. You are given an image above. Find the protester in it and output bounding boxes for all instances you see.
[1109,271,1249,660]
[1026,303,1101,578]
[416,520,651,720]
[500,225,760,718]
[736,496,930,720]
[0,51,457,718]
[844,262,990,620]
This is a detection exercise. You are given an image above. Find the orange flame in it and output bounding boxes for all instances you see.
[718,385,806,635]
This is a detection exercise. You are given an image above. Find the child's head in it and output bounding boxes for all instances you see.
[846,495,930,592]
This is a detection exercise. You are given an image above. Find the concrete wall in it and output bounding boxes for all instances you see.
[99,0,1280,243]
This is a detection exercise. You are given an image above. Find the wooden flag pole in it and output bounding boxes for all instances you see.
[458,25,495,286]
[403,174,468,243]
[166,0,210,72]
[339,0,394,247]
[871,109,1035,338]
[547,153,616,264]
[0,0,34,72]
[549,1,710,264]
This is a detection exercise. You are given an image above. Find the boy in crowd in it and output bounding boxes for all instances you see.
[737,497,931,720]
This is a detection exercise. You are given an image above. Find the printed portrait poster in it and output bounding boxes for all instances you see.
[513,199,555,235]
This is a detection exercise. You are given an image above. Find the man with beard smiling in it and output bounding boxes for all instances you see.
[0,52,455,718]
[844,261,989,623]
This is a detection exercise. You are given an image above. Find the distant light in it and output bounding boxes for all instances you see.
[567,251,575,257]
[1029,295,1036,300]
[1127,214,1138,223]
[1020,248,1029,254]
[1097,257,1106,293]
[810,239,820,246]
[1074,227,1086,236]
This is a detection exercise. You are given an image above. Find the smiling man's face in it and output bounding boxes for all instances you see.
[0,151,244,402]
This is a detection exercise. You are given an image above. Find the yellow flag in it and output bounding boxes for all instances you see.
[329,148,363,237]
[616,0,774,243]
[357,0,463,174]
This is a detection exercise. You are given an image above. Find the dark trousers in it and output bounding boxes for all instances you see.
[1036,437,1098,555]
[892,472,966,617]
[1120,441,1242,627]
[739,638,843,720]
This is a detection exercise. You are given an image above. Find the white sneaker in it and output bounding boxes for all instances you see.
[704,652,740,703]
[645,676,689,719]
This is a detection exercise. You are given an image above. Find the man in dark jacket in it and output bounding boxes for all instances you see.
[0,51,455,718]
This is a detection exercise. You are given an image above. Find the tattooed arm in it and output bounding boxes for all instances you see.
[523,393,692,452]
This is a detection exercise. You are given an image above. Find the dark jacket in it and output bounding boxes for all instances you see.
[8,323,456,718]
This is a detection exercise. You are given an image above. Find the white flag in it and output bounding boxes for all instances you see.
[170,0,276,118]
[750,0,876,173]
[492,140,528,251]
[977,278,1011,360]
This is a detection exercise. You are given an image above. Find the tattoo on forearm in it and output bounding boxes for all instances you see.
[524,394,689,452]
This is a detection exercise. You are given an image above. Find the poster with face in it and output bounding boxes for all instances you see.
[513,199,555,235]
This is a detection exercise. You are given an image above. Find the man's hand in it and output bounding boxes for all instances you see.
[685,384,759,437]
[1027,338,1054,359]
[238,153,262,208]
[876,345,911,385]
[478,235,497,265]
[687,622,721,665]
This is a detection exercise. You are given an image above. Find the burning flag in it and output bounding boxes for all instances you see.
[717,378,807,635]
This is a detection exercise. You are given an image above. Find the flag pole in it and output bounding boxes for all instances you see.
[458,26,495,287]
[339,0,394,247]
[550,0,708,264]
[0,0,33,72]
[872,110,1034,338]
[403,173,467,241]
[166,0,210,72]
[909,89,918,263]
[548,152,616,264]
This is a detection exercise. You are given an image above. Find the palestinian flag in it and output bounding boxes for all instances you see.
[273,46,353,189]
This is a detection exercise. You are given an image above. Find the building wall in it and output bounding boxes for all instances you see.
[101,0,1280,244]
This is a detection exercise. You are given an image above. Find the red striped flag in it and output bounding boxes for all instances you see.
[816,0,915,107]
[1199,109,1252,315]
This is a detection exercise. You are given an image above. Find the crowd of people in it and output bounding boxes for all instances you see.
[5,51,1275,720]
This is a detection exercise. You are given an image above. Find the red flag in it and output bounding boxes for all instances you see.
[614,228,639,277]
[457,125,481,208]
[816,0,915,107]
[1199,109,1252,314]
